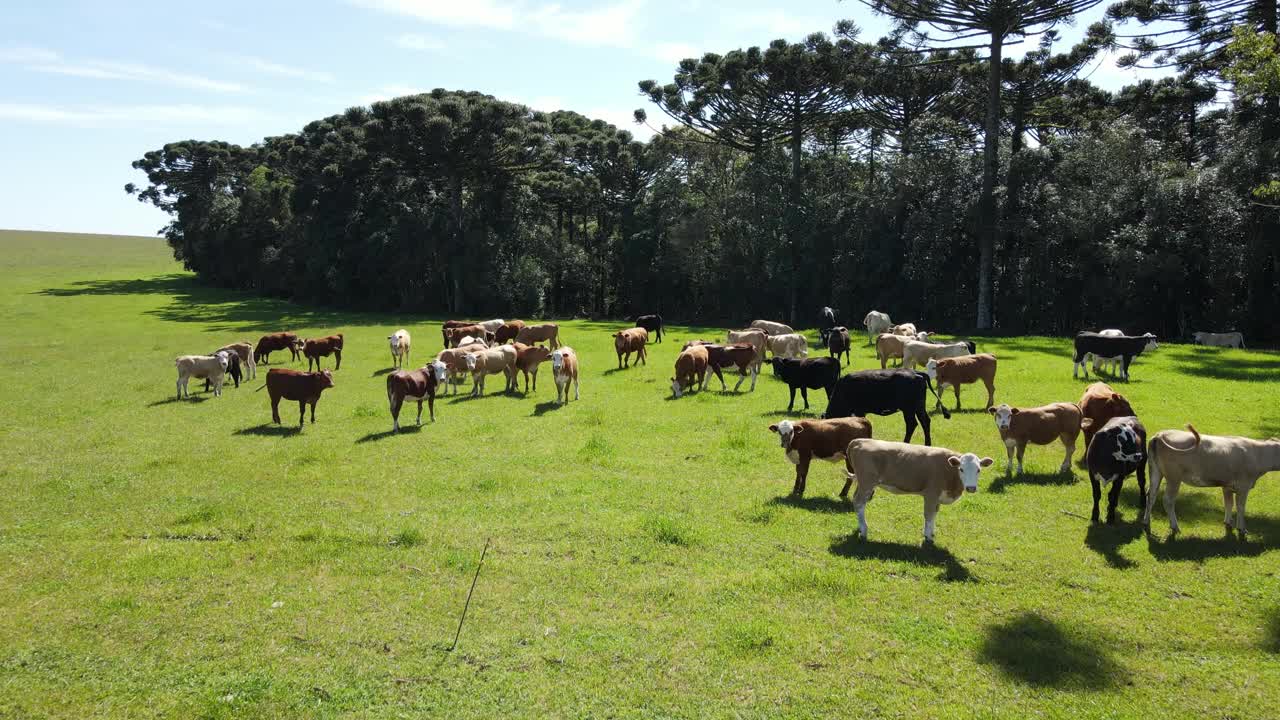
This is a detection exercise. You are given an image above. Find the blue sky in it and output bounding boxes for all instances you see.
[1,1,1165,237]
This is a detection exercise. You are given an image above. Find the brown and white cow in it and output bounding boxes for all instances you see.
[303,334,343,371]
[435,345,487,395]
[613,327,648,369]
[550,346,580,404]
[699,343,759,392]
[769,418,873,497]
[465,345,518,396]
[1145,425,1280,535]
[925,354,996,412]
[727,328,768,371]
[387,361,448,431]
[254,332,302,365]
[671,345,709,398]
[388,329,411,369]
[513,342,553,393]
[175,354,228,399]
[263,368,335,426]
[988,402,1082,475]
[1079,382,1135,450]
[446,324,488,348]
[441,320,476,348]
[516,323,560,349]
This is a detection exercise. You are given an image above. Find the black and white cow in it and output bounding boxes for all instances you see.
[1072,332,1157,381]
[823,368,949,445]
[1084,415,1148,524]
[770,356,840,412]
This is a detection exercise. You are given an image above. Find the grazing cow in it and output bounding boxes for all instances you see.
[988,402,1081,475]
[513,342,553,393]
[863,310,893,343]
[1086,328,1124,375]
[824,369,948,445]
[925,354,996,412]
[465,345,518,397]
[516,323,560,349]
[1079,382,1136,450]
[494,320,526,345]
[613,327,648,369]
[703,343,760,392]
[551,347,580,404]
[1145,425,1280,535]
[1192,331,1245,349]
[845,438,994,542]
[175,354,228,399]
[446,324,488,348]
[216,342,255,379]
[828,326,852,365]
[304,334,344,371]
[1072,332,1157,380]
[205,349,242,392]
[902,339,975,370]
[671,345,709,398]
[890,323,919,337]
[769,417,872,497]
[441,320,476,348]
[387,361,448,431]
[766,333,808,360]
[727,329,768,371]
[263,368,334,427]
[388,329,411,369]
[818,306,838,347]
[770,356,840,412]
[875,333,910,368]
[634,314,664,343]
[1085,416,1147,524]
[750,319,795,336]
[254,332,302,364]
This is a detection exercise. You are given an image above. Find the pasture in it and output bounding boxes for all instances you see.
[1,229,1278,719]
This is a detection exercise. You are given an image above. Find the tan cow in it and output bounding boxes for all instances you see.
[216,341,255,380]
[613,327,648,369]
[516,323,560,349]
[750,319,795,336]
[727,329,768,371]
[435,344,488,395]
[890,323,918,336]
[765,333,808,359]
[769,418,872,497]
[876,333,910,368]
[988,402,1082,475]
[465,345,518,396]
[175,354,229,399]
[671,345,709,398]
[902,339,973,370]
[551,347,580,404]
[513,342,553,393]
[1145,425,1280,535]
[925,354,996,412]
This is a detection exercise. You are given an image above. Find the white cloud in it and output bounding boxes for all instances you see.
[0,47,59,63]
[731,10,832,40]
[235,56,334,83]
[653,42,699,64]
[529,1,642,48]
[584,105,652,139]
[0,102,272,128]
[2,48,247,93]
[352,0,644,48]
[395,33,446,51]
[350,0,518,30]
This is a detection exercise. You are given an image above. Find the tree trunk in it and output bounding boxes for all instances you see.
[975,35,1004,330]
[788,124,803,325]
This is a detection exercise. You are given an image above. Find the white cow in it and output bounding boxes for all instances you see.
[750,319,795,336]
[175,353,229,399]
[1145,424,1280,535]
[388,328,411,369]
[890,323,918,337]
[765,333,808,359]
[1192,331,1245,348]
[863,310,892,343]
[477,319,505,335]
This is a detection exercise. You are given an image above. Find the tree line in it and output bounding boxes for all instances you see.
[127,1,1280,341]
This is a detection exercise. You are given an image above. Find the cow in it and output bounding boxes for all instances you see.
[818,306,838,347]
[765,333,808,360]
[387,361,448,431]
[175,354,228,399]
[987,402,1082,476]
[435,345,487,395]
[446,324,488,348]
[875,333,910,368]
[890,323,919,337]
[254,332,302,365]
[516,323,560,349]
[769,417,872,497]
[671,345,709,398]
[703,343,760,392]
[863,310,892,343]
[1145,425,1280,536]
[1086,328,1124,375]
[216,341,255,379]
[551,347,580,404]
[477,319,505,336]
[465,345,518,397]
[1079,382,1136,451]
[304,334,343,371]
[204,349,242,392]
[513,342,553,393]
[924,354,997,412]
[1192,331,1245,349]
[634,314,664,343]
[824,369,948,445]
[827,326,852,365]
[845,438,994,543]
[770,356,840,412]
[441,320,477,348]
[1072,332,1157,381]
[902,339,975,370]
[388,329,411,369]
[727,329,768,371]
[494,320,526,345]
[613,328,648,369]
[1085,416,1148,524]
[750,319,795,336]
[262,368,334,427]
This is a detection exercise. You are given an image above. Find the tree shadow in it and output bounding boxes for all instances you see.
[531,401,564,416]
[146,395,210,407]
[828,535,974,582]
[356,425,421,443]
[1264,607,1280,654]
[33,274,194,297]
[233,423,302,437]
[767,494,852,514]
[1084,522,1145,569]
[978,613,1124,689]
[987,470,1077,494]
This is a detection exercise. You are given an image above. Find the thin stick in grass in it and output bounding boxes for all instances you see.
[450,538,490,652]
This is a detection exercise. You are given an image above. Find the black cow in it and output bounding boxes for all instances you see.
[205,351,242,392]
[1085,416,1148,524]
[634,314,663,343]
[823,369,949,445]
[771,356,840,412]
[827,326,852,365]
[818,306,837,347]
[1072,332,1157,381]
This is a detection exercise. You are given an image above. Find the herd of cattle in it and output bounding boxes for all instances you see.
[170,309,1276,545]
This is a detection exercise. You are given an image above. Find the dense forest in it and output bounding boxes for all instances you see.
[126,1,1280,340]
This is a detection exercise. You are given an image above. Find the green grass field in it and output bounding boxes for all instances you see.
[1,229,1278,719]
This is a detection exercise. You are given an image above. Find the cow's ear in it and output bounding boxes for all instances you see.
[793,426,804,434]
[1113,393,1125,401]
[979,457,994,467]
[1010,408,1021,415]
[987,407,997,415]
[947,456,961,468]
[768,424,778,433]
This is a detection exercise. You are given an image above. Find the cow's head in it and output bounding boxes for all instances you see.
[1112,423,1144,463]
[464,353,479,371]
[215,351,230,370]
[947,453,994,492]
[551,350,566,372]
[1141,333,1158,351]
[319,370,335,388]
[916,331,932,342]
[670,377,684,398]
[1107,392,1133,415]
[988,404,1016,430]
[925,358,939,381]
[430,360,448,383]
[768,420,801,450]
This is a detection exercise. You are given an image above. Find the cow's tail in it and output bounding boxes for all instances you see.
[254,383,268,392]
[920,371,951,419]
[1154,423,1201,453]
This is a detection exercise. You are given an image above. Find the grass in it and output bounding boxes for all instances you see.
[1,228,1279,718]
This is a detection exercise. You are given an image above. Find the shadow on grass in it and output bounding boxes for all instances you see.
[1264,607,1280,654]
[1084,522,1145,569]
[532,401,564,416]
[987,470,1077,494]
[234,423,302,437]
[371,367,395,377]
[34,274,194,297]
[759,409,821,418]
[768,494,851,514]
[978,613,1124,689]
[1164,345,1280,382]
[602,366,644,376]
[1142,490,1280,560]
[146,395,211,407]
[356,425,421,443]
[828,535,974,582]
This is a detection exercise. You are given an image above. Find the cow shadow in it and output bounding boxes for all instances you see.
[987,469,1077,494]
[602,366,642,376]
[147,396,210,407]
[1084,521,1145,569]
[234,423,302,437]
[978,612,1124,689]
[828,535,974,582]
[759,410,821,418]
[356,426,421,443]
[768,494,852,514]
[371,368,395,377]
[532,401,564,416]
[1143,491,1280,560]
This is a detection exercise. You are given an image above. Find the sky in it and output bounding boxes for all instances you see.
[0,0,1168,237]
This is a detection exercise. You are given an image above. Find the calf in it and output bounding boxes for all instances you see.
[769,417,872,497]
[387,361,448,430]
[516,323,560,349]
[1079,382,1136,450]
[770,356,839,412]
[205,349,242,392]
[925,354,996,412]
[634,314,664,343]
[1085,416,1147,524]
[671,345,709,398]
[988,402,1081,475]
[217,341,255,379]
[1145,425,1280,536]
[890,323,918,337]
[863,310,892,344]
[902,339,975,370]
[876,333,909,368]
[704,343,760,392]
[845,438,994,542]
[441,320,476,348]
[304,334,343,371]
[254,332,302,364]
[1072,332,1157,380]
[1192,331,1245,349]
[495,320,526,345]
[551,347,580,404]
[613,327,648,369]
[388,329,411,369]
[824,369,948,445]
[175,354,228,399]
[727,329,768,371]
[511,342,553,393]
[446,324,487,348]
[827,326,852,365]
[263,368,334,426]
[766,333,808,360]
[750,319,795,336]
[465,345,518,396]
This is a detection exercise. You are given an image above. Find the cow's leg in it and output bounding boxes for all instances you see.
[852,483,875,539]
[1016,442,1027,475]
[792,452,811,496]
[1143,456,1162,526]
[573,376,580,401]
[1236,486,1250,535]
[1164,478,1182,534]
[389,392,401,431]
[1106,475,1123,524]
[415,400,424,426]
[801,387,810,410]
[1121,356,1131,381]
[298,400,306,427]
[903,410,917,444]
[712,366,727,391]
[1090,474,1102,523]
[335,350,341,370]
[983,377,995,409]
[733,368,746,392]
[427,393,436,422]
[748,365,758,391]
[176,377,184,399]
[923,495,940,543]
[1004,438,1016,475]
[1136,458,1147,515]
[1220,487,1235,528]
[1059,436,1074,473]
[787,386,797,412]
[271,394,282,424]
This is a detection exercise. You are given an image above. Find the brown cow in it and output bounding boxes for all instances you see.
[768,417,873,497]
[387,361,447,431]
[1079,382,1135,450]
[446,324,489,348]
[988,402,1082,475]
[513,342,552,393]
[828,326,852,366]
[613,327,648,369]
[495,320,526,345]
[254,332,303,364]
[925,354,997,412]
[441,320,477,348]
[516,323,560,349]
[671,345,709,398]
[304,334,343,371]
[263,368,335,427]
[703,343,760,392]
